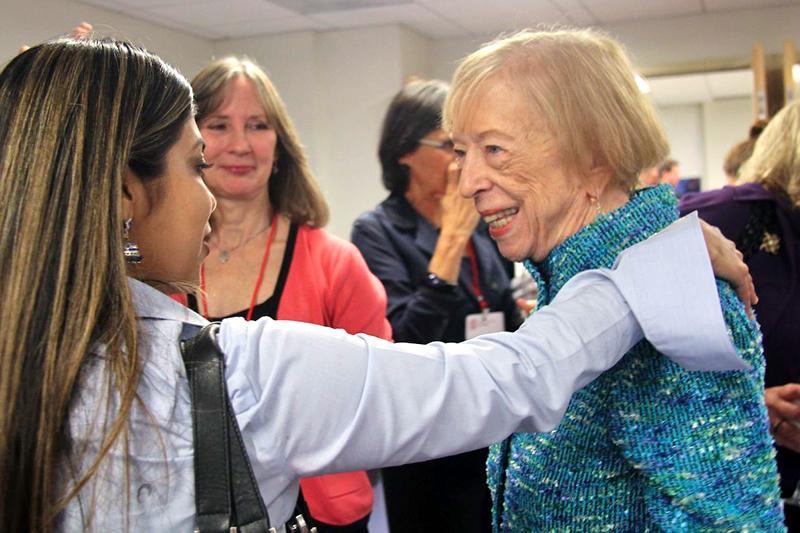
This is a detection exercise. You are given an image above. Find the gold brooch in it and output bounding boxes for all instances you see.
[760,231,781,254]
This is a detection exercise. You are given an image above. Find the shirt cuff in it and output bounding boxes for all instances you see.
[567,212,747,371]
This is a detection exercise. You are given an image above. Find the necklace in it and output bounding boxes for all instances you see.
[215,221,272,264]
[200,214,278,321]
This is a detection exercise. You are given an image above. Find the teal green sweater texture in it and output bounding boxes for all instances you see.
[487,185,783,532]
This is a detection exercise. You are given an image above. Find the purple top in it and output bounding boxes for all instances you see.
[681,181,800,495]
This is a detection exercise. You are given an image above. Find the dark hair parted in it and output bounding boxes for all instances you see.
[191,57,329,226]
[378,79,449,194]
[0,39,192,531]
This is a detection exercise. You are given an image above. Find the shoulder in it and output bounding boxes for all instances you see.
[679,186,738,212]
[298,225,354,253]
[298,224,338,244]
[352,200,400,237]
[680,183,772,213]
[679,186,765,236]
[353,205,386,229]
[296,225,367,270]
[354,195,417,234]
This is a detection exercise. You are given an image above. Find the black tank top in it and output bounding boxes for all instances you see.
[188,222,299,321]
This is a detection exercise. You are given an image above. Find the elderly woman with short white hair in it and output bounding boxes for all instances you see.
[444,28,783,530]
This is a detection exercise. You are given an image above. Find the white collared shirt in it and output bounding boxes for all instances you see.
[60,213,744,531]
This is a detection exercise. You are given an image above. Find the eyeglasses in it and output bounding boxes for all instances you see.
[418,138,455,152]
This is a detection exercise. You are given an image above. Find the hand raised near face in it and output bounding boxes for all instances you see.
[439,161,480,238]
[698,219,758,319]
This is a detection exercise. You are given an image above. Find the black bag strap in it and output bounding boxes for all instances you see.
[180,323,272,533]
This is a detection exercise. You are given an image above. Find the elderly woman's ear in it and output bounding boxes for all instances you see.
[583,156,616,198]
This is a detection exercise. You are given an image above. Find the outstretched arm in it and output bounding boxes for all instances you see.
[219,213,742,477]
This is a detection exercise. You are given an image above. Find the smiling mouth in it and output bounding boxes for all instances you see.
[223,165,254,174]
[483,207,519,229]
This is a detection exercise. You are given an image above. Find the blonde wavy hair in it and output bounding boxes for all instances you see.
[443,27,669,189]
[191,57,329,226]
[740,101,800,205]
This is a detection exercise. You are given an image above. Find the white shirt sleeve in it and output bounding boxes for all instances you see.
[217,213,743,477]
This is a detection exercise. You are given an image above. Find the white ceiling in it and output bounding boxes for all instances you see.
[648,69,754,106]
[76,0,800,41]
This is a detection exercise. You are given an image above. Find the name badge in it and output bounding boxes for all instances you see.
[465,311,504,339]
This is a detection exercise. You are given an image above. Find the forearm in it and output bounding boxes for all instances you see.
[427,230,471,283]
[219,276,641,477]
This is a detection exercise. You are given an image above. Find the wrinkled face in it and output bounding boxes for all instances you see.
[400,128,454,203]
[199,77,278,201]
[452,78,595,262]
[128,119,216,284]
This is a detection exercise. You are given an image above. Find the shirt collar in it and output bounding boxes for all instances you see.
[128,277,208,327]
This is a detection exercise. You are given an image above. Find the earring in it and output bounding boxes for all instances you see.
[123,218,143,264]
[588,194,603,219]
[271,162,279,176]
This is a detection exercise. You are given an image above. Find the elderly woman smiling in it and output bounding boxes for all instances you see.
[445,29,783,530]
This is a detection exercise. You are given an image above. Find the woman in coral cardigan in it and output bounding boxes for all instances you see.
[186,56,391,532]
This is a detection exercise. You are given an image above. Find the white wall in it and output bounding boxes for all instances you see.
[214,25,435,239]
[0,0,213,76]
[656,104,705,180]
[702,97,753,190]
[654,97,752,191]
[399,26,433,81]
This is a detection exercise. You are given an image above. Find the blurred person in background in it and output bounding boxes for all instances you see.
[681,100,800,531]
[723,120,766,186]
[352,79,521,532]
[638,164,660,187]
[187,57,392,533]
[658,158,681,188]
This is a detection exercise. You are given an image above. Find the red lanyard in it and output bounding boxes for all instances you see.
[466,240,489,311]
[200,214,279,321]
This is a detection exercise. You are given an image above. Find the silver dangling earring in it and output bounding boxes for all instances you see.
[271,162,279,176]
[123,218,143,264]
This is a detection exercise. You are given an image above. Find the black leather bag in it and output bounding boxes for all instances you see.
[180,323,316,533]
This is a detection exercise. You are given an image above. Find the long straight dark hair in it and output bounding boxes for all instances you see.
[0,39,192,531]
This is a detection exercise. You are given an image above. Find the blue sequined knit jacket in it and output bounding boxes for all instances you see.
[487,185,783,532]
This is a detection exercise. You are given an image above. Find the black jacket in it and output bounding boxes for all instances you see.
[351,193,519,344]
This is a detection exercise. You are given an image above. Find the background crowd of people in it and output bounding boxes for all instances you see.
[2,18,798,533]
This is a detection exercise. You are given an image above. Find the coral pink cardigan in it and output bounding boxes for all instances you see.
[173,225,391,524]
[279,226,392,525]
